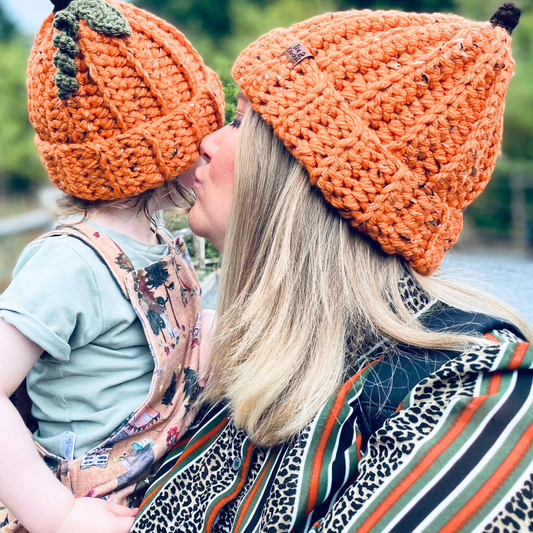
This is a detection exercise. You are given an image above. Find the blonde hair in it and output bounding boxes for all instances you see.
[56,179,194,222]
[203,109,532,447]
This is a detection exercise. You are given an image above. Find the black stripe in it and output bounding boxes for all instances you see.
[240,448,288,533]
[330,390,361,492]
[388,371,533,533]
[295,393,362,532]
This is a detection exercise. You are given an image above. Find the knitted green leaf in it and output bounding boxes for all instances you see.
[52,0,131,100]
[73,0,132,37]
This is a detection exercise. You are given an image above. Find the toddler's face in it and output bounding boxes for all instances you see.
[177,158,203,190]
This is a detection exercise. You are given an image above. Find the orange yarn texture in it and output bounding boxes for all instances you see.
[233,10,516,275]
[28,0,224,201]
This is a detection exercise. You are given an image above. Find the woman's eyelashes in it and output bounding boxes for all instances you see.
[229,118,242,129]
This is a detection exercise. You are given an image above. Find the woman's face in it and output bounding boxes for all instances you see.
[188,94,249,251]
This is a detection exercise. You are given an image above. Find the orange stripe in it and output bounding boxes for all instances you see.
[485,333,501,344]
[354,396,487,533]
[204,444,255,531]
[443,417,533,531]
[234,453,277,532]
[488,372,502,396]
[508,342,530,370]
[356,432,362,462]
[140,417,228,509]
[305,360,382,515]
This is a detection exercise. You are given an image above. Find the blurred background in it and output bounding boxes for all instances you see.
[0,0,532,318]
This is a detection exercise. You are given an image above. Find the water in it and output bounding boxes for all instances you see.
[202,251,533,325]
[442,250,533,325]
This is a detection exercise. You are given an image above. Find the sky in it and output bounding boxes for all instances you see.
[1,0,131,34]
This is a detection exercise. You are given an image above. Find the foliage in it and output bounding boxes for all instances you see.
[223,80,240,125]
[0,33,45,194]
[0,0,531,243]
[452,0,533,240]
[340,0,454,12]
[164,212,220,263]
[0,3,16,41]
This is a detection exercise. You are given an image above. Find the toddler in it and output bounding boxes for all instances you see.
[0,0,223,532]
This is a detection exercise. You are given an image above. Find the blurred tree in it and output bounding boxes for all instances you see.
[453,0,533,241]
[134,0,232,46]
[0,33,45,194]
[0,3,16,41]
[339,0,453,12]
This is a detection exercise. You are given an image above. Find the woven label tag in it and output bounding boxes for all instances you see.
[279,43,314,69]
[60,430,76,462]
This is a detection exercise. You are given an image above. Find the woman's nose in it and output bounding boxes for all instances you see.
[199,126,227,163]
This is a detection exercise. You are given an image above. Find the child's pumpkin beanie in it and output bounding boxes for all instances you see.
[28,0,224,201]
[233,4,520,275]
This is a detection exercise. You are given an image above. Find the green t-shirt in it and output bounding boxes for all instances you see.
[0,221,172,458]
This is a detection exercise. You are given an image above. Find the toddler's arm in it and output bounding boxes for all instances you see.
[0,318,136,533]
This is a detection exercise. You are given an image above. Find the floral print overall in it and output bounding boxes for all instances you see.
[1,222,202,531]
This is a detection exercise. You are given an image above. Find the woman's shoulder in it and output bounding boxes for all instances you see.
[355,302,526,448]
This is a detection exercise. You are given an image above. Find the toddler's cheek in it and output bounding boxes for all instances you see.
[178,158,203,189]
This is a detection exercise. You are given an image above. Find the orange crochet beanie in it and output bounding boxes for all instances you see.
[233,4,520,275]
[28,0,224,201]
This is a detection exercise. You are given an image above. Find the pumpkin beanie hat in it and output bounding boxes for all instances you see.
[233,4,520,275]
[28,0,224,201]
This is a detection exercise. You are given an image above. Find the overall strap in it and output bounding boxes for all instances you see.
[154,225,174,247]
[39,222,134,299]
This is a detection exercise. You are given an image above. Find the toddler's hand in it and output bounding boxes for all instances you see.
[54,498,137,533]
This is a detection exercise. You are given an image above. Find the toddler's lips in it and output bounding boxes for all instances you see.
[192,169,202,189]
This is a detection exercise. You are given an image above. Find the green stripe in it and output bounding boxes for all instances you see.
[233,449,280,533]
[350,374,516,529]
[172,404,231,469]
[519,343,533,368]
[429,408,533,531]
[499,342,523,370]
[302,365,372,514]
[489,335,533,371]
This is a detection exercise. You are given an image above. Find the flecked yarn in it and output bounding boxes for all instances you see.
[28,0,224,201]
[233,6,518,275]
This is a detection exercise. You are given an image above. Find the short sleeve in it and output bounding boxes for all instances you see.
[0,236,104,362]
